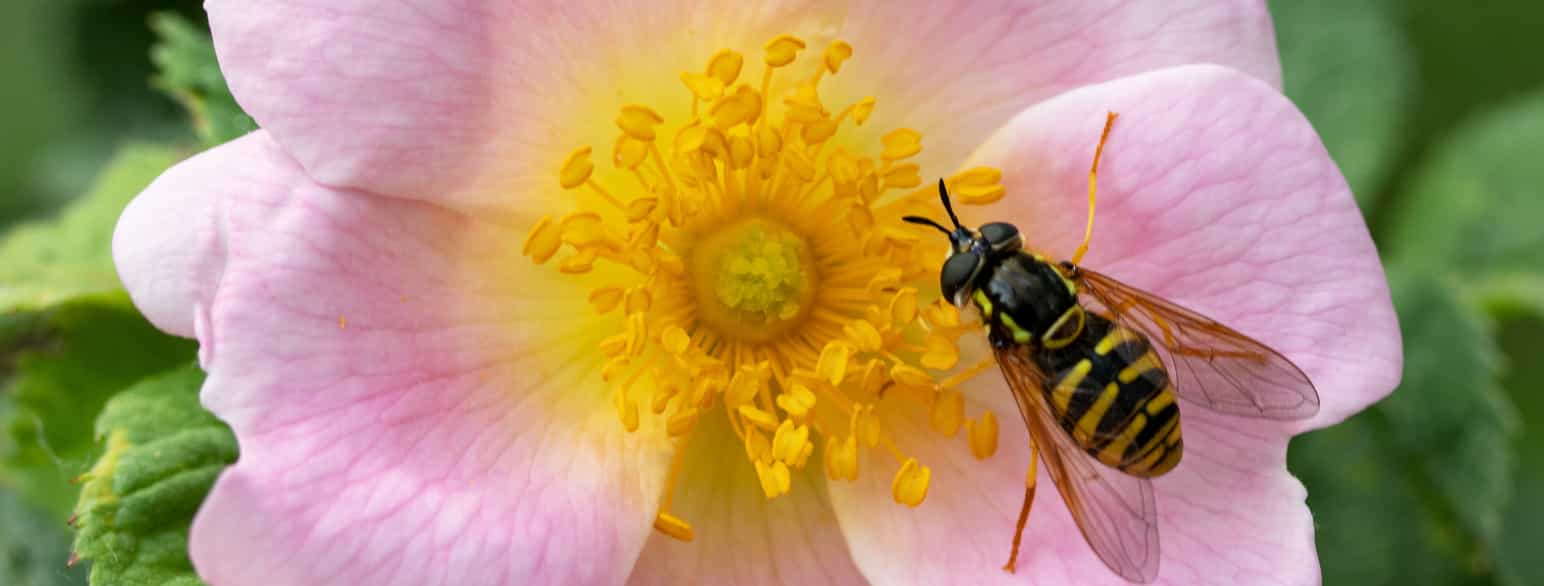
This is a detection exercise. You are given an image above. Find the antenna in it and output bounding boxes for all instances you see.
[902,215,952,236]
[937,179,963,231]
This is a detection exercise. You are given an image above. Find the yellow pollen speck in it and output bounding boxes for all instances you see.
[526,34,1008,530]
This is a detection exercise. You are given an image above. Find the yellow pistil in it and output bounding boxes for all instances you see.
[523,34,1010,542]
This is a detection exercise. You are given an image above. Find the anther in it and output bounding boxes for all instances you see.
[559,147,595,189]
[930,390,964,437]
[522,216,562,263]
[763,34,806,67]
[653,512,695,542]
[880,128,923,160]
[891,458,931,507]
[706,49,744,85]
[920,335,959,370]
[823,40,853,74]
[817,342,851,384]
[617,105,665,141]
[967,411,1000,460]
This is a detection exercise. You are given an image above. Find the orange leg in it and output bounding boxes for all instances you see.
[1070,111,1118,266]
[1003,439,1040,573]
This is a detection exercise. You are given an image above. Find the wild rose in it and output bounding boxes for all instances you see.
[113,1,1401,584]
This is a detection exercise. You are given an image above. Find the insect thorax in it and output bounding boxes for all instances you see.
[972,252,1079,347]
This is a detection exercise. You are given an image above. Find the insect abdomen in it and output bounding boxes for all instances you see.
[1036,313,1184,477]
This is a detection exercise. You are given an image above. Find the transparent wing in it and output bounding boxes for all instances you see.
[1075,267,1320,420]
[995,345,1161,583]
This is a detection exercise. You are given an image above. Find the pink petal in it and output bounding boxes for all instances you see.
[116,132,672,586]
[113,150,226,338]
[831,397,1317,585]
[207,1,1278,214]
[830,65,1399,585]
[205,0,821,214]
[843,0,1282,173]
[971,64,1400,429]
[626,417,865,585]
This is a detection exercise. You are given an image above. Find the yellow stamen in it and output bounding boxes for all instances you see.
[892,457,931,507]
[526,34,1006,539]
[967,410,1000,460]
[930,390,964,437]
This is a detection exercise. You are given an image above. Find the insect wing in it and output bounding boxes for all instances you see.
[1075,268,1320,420]
[995,345,1161,583]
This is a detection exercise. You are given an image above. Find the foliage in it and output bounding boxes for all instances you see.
[0,488,88,586]
[3,2,1544,585]
[1290,269,1518,584]
[0,146,183,311]
[71,363,234,586]
[150,12,257,147]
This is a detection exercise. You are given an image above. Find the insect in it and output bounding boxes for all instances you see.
[902,112,1321,583]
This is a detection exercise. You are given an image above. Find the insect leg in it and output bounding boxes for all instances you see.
[1003,438,1040,573]
[1070,111,1118,266]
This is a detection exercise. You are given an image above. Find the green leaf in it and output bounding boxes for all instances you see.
[1291,267,1519,584]
[1,293,197,518]
[1495,318,1544,586]
[0,488,88,586]
[1385,92,1544,278]
[0,145,182,312]
[72,363,235,586]
[149,12,256,147]
[1269,0,1414,209]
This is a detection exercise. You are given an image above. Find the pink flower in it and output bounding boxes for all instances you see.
[113,1,1400,585]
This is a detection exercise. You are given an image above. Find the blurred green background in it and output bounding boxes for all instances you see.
[1,1,1541,585]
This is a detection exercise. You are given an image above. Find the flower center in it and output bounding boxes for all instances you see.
[522,33,1009,542]
[691,217,816,342]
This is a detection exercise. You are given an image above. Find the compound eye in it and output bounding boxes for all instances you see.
[979,222,1021,251]
[940,251,983,302]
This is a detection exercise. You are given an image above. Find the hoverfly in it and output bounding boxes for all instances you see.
[903,113,1321,583]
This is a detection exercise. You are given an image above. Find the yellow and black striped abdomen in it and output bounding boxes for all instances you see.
[1034,312,1184,477]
